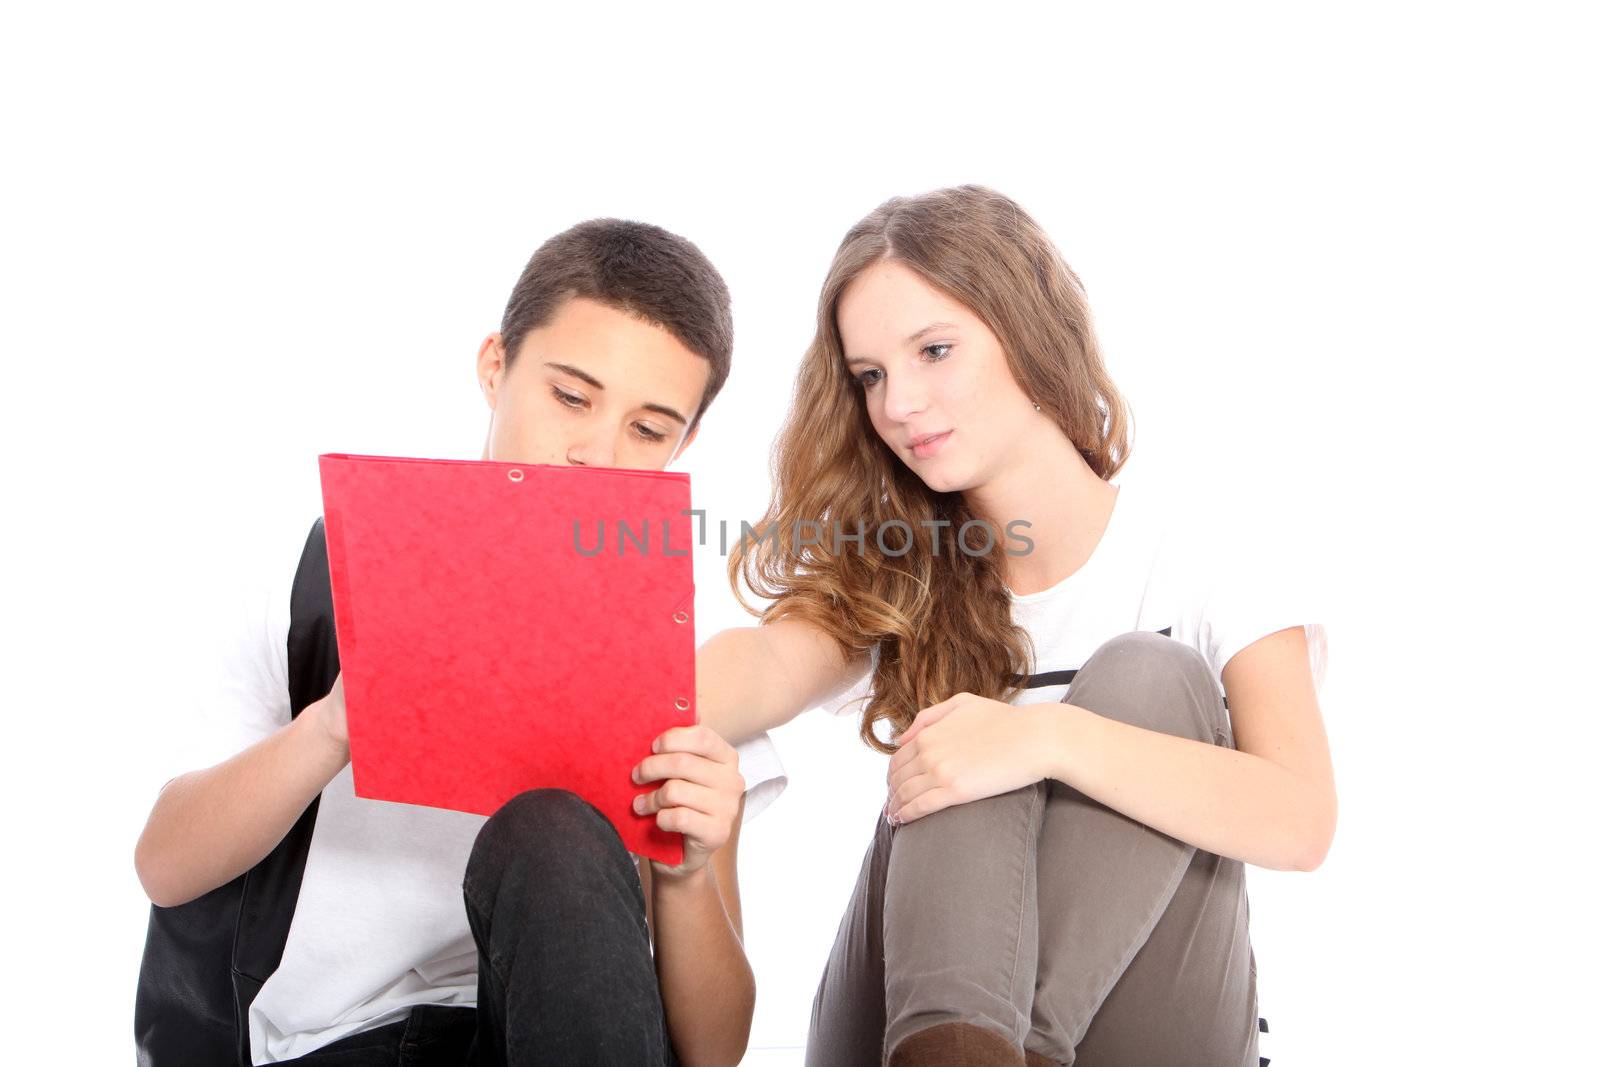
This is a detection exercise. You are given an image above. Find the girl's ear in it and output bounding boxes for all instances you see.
[476,333,508,409]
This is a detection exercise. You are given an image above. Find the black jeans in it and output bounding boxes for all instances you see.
[275,788,679,1066]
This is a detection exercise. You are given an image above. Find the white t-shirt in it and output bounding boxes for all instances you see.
[824,476,1329,718]
[167,516,788,1065]
[818,477,1323,1051]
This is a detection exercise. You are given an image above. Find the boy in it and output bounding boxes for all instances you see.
[134,219,785,1067]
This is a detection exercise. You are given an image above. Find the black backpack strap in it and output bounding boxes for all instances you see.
[287,516,342,715]
[1003,626,1227,711]
[1007,627,1177,689]
[135,516,341,1067]
[228,516,342,1060]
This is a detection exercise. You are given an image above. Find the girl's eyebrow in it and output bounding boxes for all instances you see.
[546,361,686,425]
[905,321,958,345]
[846,321,959,366]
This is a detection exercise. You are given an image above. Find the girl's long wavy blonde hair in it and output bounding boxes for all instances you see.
[727,184,1133,753]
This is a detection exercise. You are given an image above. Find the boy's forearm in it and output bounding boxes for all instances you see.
[650,865,754,1067]
[134,699,349,907]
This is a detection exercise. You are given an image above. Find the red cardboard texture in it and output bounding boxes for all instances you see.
[318,452,697,865]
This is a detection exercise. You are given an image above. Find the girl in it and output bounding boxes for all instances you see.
[696,185,1335,1066]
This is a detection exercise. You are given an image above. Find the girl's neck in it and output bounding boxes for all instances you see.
[964,429,1120,597]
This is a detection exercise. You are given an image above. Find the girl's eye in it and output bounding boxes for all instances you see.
[635,424,667,442]
[854,344,948,388]
[552,385,586,408]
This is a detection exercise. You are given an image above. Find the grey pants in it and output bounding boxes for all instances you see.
[807,631,1261,1067]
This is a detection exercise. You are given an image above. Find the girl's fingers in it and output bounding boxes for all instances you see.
[887,737,918,778]
[892,786,956,825]
[897,697,960,747]
[886,771,939,818]
[886,751,926,795]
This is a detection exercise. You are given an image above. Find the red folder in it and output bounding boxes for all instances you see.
[317,452,697,865]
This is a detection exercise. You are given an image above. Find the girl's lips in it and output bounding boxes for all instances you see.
[911,430,952,458]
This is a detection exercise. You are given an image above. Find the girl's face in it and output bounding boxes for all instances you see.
[477,295,706,472]
[837,258,1037,494]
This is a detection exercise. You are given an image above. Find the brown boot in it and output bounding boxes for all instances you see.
[886,1021,1026,1066]
[1023,1053,1062,1067]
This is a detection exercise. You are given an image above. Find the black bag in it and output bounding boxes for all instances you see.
[135,517,342,1066]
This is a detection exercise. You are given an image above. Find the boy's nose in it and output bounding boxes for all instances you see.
[566,436,615,468]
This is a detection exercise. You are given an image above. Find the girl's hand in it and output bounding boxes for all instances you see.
[631,724,745,877]
[885,693,1057,824]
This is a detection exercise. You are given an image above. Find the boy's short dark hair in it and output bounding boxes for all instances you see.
[500,219,733,435]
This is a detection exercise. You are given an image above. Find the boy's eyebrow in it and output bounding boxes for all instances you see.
[844,321,960,365]
[546,361,687,426]
[545,361,605,389]
[642,403,688,426]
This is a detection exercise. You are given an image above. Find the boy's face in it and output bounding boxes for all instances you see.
[477,296,708,472]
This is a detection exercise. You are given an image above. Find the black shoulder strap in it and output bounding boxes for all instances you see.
[1004,625,1228,710]
[287,516,342,716]
[1005,625,1175,689]
[135,516,341,1067]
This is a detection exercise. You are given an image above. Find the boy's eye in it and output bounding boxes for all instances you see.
[554,385,667,443]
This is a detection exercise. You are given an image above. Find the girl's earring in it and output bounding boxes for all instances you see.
[1033,402,1041,411]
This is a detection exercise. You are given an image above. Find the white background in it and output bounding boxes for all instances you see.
[3,2,1595,1063]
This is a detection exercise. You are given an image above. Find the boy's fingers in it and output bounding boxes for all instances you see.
[633,752,695,785]
[651,723,735,761]
[633,751,744,792]
[654,806,722,844]
[633,778,722,818]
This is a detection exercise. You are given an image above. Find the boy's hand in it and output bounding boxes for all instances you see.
[631,724,744,878]
[311,671,350,758]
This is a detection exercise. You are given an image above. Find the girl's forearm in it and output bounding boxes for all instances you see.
[650,865,754,1067]
[695,628,778,744]
[1045,703,1334,872]
[697,621,871,745]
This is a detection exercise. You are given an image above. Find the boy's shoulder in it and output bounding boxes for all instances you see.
[146,513,320,798]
